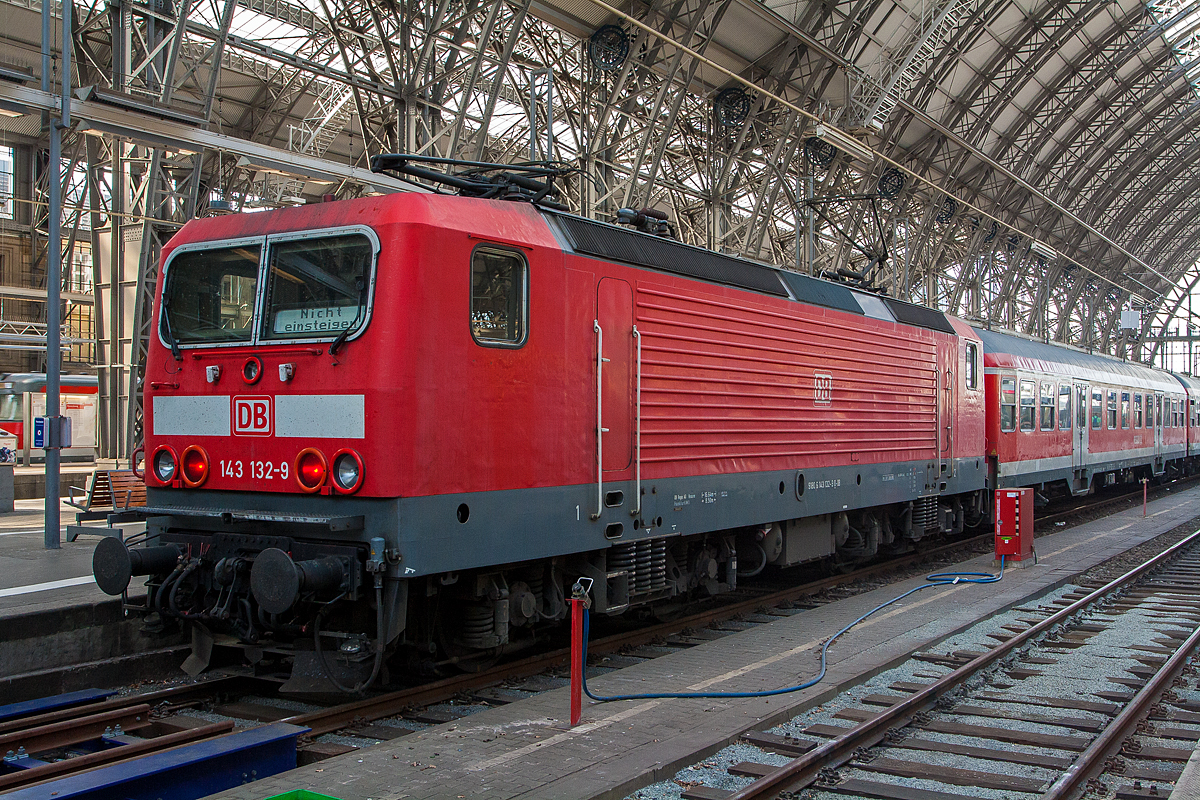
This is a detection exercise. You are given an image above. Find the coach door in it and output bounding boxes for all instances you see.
[1074,383,1088,474]
[596,279,635,490]
[1154,393,1165,471]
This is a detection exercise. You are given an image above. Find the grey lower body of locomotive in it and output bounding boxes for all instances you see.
[98,456,987,645]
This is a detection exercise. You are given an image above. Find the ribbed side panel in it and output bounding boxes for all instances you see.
[636,284,940,471]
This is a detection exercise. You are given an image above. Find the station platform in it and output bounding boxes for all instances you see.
[205,485,1200,800]
[0,497,141,618]
[12,463,94,500]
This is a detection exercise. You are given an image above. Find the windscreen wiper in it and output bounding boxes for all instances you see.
[329,278,367,356]
[161,295,182,361]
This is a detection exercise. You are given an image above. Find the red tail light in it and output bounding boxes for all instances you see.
[181,445,209,487]
[295,448,327,493]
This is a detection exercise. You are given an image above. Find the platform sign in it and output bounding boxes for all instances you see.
[33,416,72,449]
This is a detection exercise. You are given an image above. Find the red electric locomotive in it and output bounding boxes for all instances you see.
[93,160,995,689]
[977,328,1191,496]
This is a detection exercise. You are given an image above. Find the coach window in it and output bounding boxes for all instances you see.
[1107,391,1117,429]
[1121,392,1130,429]
[1039,382,1055,430]
[261,232,375,341]
[1000,377,1016,432]
[1176,398,1182,427]
[964,342,978,389]
[1020,380,1035,431]
[1135,394,1143,428]
[470,247,528,347]
[1157,395,1164,428]
[1058,384,1072,430]
[1091,390,1102,430]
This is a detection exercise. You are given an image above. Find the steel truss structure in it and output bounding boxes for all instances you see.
[2,0,1200,456]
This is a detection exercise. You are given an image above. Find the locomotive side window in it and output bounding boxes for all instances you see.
[1039,382,1054,430]
[261,234,374,341]
[1000,377,1016,432]
[1058,385,1071,430]
[161,245,260,344]
[1091,390,1102,430]
[1121,392,1130,429]
[1019,380,1035,432]
[470,247,528,347]
[1107,391,1117,429]
[1135,394,1143,428]
[964,342,978,389]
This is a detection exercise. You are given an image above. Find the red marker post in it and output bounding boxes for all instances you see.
[569,578,593,727]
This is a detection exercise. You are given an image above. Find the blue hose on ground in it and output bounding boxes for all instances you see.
[581,556,1005,702]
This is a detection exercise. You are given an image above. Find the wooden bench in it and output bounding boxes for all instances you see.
[65,469,147,541]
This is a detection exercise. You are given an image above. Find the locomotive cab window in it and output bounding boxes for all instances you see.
[1020,380,1035,432]
[1039,382,1054,430]
[1000,377,1016,432]
[471,247,528,347]
[161,244,261,344]
[261,232,375,341]
[1058,385,1071,430]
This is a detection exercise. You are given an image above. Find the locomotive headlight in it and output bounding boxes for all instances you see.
[294,448,327,493]
[180,445,210,487]
[331,449,364,494]
[152,446,178,484]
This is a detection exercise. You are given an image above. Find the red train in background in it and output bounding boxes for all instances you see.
[91,157,1199,690]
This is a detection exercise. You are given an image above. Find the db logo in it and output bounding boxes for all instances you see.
[814,372,833,407]
[233,396,272,436]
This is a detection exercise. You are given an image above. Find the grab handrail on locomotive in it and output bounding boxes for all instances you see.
[92,154,1200,692]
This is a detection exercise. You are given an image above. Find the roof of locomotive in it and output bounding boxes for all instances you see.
[974,327,1181,391]
[167,191,970,338]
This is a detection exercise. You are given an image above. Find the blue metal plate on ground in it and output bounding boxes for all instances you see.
[0,688,117,723]
[3,722,310,800]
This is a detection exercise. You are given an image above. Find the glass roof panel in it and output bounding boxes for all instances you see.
[1149,0,1200,95]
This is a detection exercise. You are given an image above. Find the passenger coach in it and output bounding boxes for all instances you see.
[977,328,1189,496]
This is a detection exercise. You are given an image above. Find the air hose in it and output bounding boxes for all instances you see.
[581,557,1005,702]
[313,585,387,694]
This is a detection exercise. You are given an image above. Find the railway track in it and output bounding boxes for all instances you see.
[653,528,1200,800]
[0,481,1187,794]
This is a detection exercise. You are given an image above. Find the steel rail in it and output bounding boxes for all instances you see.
[1041,592,1200,797]
[0,704,153,755]
[723,527,1200,800]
